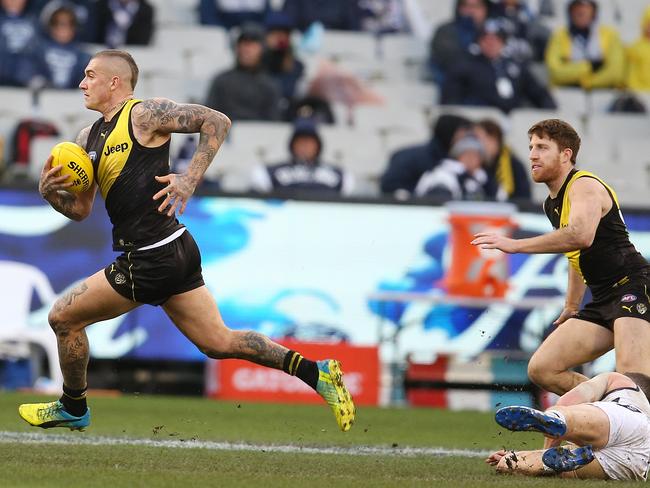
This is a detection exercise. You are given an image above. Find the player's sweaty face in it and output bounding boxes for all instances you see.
[529,134,562,183]
[79,58,112,110]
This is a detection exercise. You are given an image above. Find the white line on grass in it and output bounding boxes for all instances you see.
[0,431,490,458]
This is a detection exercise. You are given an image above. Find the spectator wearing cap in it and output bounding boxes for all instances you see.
[380,114,472,198]
[414,133,489,201]
[250,118,355,196]
[199,0,271,29]
[429,0,489,83]
[474,118,531,202]
[625,5,650,92]
[441,19,556,113]
[262,11,305,119]
[205,23,281,121]
[489,0,550,62]
[21,1,91,89]
[545,0,624,90]
[94,0,154,47]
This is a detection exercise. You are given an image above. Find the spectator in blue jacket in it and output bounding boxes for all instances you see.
[250,118,355,196]
[24,1,90,89]
[0,0,38,86]
[441,19,556,113]
[199,0,271,29]
[262,11,305,120]
[205,23,281,121]
[429,0,489,83]
[281,0,362,32]
[380,114,472,198]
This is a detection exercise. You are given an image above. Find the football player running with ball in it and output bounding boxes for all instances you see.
[21,50,355,432]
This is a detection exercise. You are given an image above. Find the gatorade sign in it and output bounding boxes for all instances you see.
[206,341,380,406]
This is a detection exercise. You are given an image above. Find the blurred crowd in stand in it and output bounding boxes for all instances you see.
[1,0,649,205]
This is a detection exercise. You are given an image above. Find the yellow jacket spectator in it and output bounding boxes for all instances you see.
[625,6,650,92]
[545,0,624,89]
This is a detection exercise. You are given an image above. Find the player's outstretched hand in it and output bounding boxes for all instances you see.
[153,173,196,216]
[471,232,519,254]
[39,155,73,198]
[486,449,507,466]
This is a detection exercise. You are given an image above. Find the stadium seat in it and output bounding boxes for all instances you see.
[152,25,230,55]
[612,139,650,208]
[551,87,588,116]
[586,113,650,140]
[435,105,505,125]
[320,125,388,180]
[0,87,34,118]
[586,89,618,114]
[318,30,376,62]
[37,90,96,140]
[215,121,292,191]
[148,0,199,26]
[350,104,431,138]
[369,80,438,109]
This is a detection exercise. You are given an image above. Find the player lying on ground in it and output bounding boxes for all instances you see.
[486,371,650,481]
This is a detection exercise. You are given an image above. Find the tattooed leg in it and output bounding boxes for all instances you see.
[214,331,289,369]
[48,283,91,389]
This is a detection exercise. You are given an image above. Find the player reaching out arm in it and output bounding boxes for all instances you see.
[471,119,650,396]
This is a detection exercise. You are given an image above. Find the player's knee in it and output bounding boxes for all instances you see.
[47,307,70,336]
[196,330,236,359]
[527,357,554,389]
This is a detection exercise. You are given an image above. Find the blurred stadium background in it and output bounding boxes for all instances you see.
[0,0,649,484]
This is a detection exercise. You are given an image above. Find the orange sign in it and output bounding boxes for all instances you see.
[206,341,379,405]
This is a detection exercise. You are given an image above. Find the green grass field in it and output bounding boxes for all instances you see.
[0,392,628,487]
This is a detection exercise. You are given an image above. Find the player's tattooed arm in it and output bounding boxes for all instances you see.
[136,98,230,182]
[75,125,92,149]
[39,125,96,221]
[137,98,231,216]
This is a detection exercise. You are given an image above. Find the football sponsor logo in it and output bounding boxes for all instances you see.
[114,273,126,285]
[637,303,647,315]
[622,305,633,313]
[88,151,97,161]
[621,294,637,303]
[104,142,129,156]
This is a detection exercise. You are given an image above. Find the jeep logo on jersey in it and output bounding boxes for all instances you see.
[104,142,129,156]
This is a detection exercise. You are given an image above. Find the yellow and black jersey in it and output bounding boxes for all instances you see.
[544,169,649,299]
[85,99,183,251]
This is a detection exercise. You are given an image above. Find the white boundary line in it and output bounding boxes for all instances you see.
[0,431,490,458]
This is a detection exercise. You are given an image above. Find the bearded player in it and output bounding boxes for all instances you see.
[472,119,650,395]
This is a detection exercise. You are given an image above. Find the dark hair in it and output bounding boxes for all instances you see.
[624,372,650,403]
[527,119,580,164]
[91,50,139,90]
[48,6,77,28]
[477,118,504,145]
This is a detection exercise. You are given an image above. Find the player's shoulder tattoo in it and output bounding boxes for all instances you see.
[75,125,92,148]
[133,97,226,134]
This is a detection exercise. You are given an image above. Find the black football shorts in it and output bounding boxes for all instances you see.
[104,229,204,305]
[576,272,650,330]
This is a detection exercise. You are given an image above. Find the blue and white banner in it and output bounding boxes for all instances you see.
[2,189,650,362]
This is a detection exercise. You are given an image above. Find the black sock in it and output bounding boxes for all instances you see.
[60,384,88,417]
[283,350,319,390]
